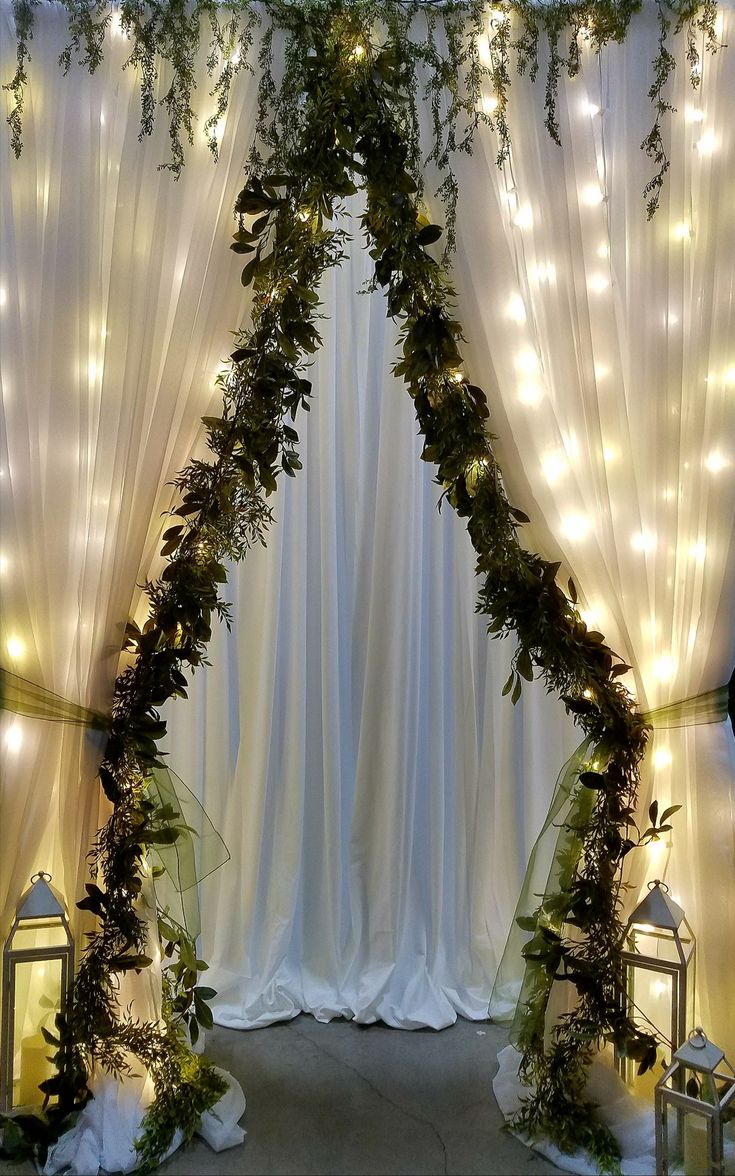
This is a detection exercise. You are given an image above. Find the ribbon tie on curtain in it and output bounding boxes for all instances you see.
[0,667,229,939]
[490,670,735,1037]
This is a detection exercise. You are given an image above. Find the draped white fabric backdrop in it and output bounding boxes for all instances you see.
[1,0,733,1076]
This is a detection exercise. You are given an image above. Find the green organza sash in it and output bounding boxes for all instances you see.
[0,667,229,939]
[490,672,734,1035]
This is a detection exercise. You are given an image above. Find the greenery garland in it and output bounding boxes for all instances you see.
[1,1,724,1173]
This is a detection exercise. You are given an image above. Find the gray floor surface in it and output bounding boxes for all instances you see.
[1,1016,560,1175]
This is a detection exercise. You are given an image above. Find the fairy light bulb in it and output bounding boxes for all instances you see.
[588,273,609,293]
[4,724,23,752]
[561,513,590,541]
[6,636,25,660]
[0,286,6,308]
[518,382,541,406]
[512,204,533,229]
[631,530,657,553]
[696,131,716,155]
[581,184,604,206]
[705,450,729,473]
[725,367,735,385]
[673,222,691,240]
[597,243,609,259]
[516,349,540,375]
[542,453,566,483]
[653,747,673,769]
[351,43,366,60]
[685,106,705,123]
[0,554,8,575]
[506,294,527,324]
[583,100,601,117]
[653,655,677,682]
[481,93,499,115]
[451,369,465,383]
[689,540,706,561]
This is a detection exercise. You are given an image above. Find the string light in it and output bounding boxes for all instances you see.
[581,183,605,206]
[506,294,527,324]
[481,93,499,115]
[725,367,735,385]
[673,222,691,240]
[6,637,25,660]
[561,513,590,541]
[588,273,609,293]
[0,286,6,308]
[579,607,600,629]
[516,348,540,374]
[689,540,706,561]
[602,445,618,463]
[451,369,465,383]
[228,47,241,66]
[542,452,567,482]
[512,204,533,229]
[653,655,677,681]
[595,364,610,380]
[705,450,729,473]
[529,261,556,284]
[685,106,705,123]
[631,530,657,553]
[0,554,8,575]
[4,724,23,753]
[350,43,366,60]
[518,381,541,405]
[583,100,601,117]
[653,747,673,769]
[696,131,716,155]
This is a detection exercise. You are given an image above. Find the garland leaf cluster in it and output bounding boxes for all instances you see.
[2,2,722,1173]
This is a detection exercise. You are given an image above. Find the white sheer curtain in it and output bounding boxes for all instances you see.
[0,1,259,936]
[452,4,734,1051]
[160,205,579,1030]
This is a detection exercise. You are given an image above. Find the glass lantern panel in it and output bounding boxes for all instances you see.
[10,920,69,951]
[628,927,688,966]
[627,964,673,1097]
[681,1106,715,1176]
[11,958,62,1109]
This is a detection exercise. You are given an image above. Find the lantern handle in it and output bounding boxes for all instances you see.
[688,1027,708,1049]
[30,871,52,884]
[647,879,669,892]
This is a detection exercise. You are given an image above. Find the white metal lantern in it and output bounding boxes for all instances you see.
[1,872,74,1112]
[656,1028,735,1175]
[615,879,695,1087]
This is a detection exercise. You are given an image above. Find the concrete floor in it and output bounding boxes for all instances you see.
[1,1016,560,1175]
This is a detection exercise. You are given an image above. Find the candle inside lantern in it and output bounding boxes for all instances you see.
[18,1032,53,1106]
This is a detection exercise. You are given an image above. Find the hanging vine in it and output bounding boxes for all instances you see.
[1,1,726,1173]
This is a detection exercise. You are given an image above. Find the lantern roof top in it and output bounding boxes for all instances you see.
[674,1029,726,1073]
[628,879,685,931]
[15,873,66,921]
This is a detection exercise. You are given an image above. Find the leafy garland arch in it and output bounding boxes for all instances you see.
[2,1,723,1172]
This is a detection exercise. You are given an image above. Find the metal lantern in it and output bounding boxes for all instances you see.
[1,873,74,1112]
[656,1028,735,1175]
[615,879,695,1087]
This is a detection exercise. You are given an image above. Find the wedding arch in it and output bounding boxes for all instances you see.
[1,1,733,1173]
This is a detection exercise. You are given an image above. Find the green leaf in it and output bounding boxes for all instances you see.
[517,648,534,682]
[502,671,515,697]
[417,224,443,246]
[579,771,606,789]
[659,804,682,823]
[568,578,577,603]
[649,799,659,826]
[511,676,523,705]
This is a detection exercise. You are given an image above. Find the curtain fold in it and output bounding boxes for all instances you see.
[452,4,735,1050]
[0,1,260,935]
[160,200,580,1031]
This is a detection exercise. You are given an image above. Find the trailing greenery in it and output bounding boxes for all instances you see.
[3,0,723,229]
[2,1,725,1172]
